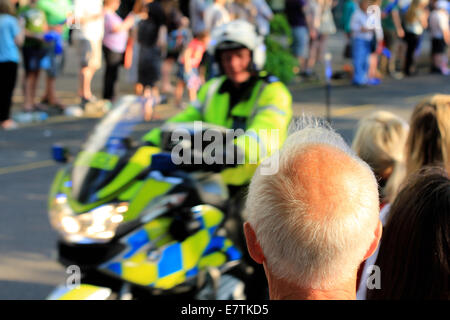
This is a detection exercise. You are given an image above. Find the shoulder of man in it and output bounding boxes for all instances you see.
[258,71,282,84]
[257,71,291,95]
[256,71,293,105]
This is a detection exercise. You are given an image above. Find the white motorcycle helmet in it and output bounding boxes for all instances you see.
[208,20,266,72]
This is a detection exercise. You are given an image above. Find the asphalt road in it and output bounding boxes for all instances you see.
[0,41,449,299]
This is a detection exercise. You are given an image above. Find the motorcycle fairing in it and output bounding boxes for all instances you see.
[47,284,113,300]
[100,205,241,290]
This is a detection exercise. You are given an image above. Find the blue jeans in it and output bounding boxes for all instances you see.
[291,26,309,58]
[352,38,371,85]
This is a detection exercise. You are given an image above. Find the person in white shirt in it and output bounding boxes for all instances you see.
[204,0,230,31]
[72,0,104,106]
[252,0,273,36]
[350,0,373,86]
[190,0,209,36]
[429,0,450,75]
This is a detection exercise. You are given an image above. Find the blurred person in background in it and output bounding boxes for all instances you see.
[174,30,210,108]
[252,0,273,36]
[350,0,375,86]
[285,0,315,76]
[367,166,449,300]
[37,0,71,110]
[227,0,258,25]
[304,0,336,79]
[204,0,230,31]
[72,0,104,107]
[379,0,405,78]
[403,0,429,76]
[18,0,49,112]
[352,111,410,299]
[0,0,23,129]
[358,95,450,299]
[367,4,384,86]
[341,0,356,65]
[190,0,208,36]
[405,94,450,176]
[429,0,450,75]
[160,0,186,94]
[352,111,409,208]
[137,0,167,120]
[102,0,137,101]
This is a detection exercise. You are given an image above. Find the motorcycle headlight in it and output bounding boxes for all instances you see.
[49,194,128,243]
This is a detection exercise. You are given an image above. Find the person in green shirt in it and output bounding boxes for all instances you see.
[18,0,49,112]
[380,0,405,77]
[36,0,72,110]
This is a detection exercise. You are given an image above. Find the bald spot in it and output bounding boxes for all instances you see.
[288,144,376,221]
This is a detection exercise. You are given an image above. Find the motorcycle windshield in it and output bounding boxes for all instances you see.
[71,96,150,204]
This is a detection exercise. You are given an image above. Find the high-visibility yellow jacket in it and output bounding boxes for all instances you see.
[143,72,293,186]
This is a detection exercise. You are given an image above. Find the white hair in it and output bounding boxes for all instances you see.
[245,116,380,290]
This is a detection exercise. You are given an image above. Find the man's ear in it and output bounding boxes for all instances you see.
[363,219,383,261]
[243,222,265,264]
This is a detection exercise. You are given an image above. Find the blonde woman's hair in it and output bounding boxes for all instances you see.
[405,0,429,24]
[0,0,15,15]
[352,111,409,203]
[406,94,450,176]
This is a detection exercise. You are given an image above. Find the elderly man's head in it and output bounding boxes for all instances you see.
[244,119,382,296]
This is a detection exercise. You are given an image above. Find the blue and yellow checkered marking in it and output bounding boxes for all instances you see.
[124,229,150,259]
[102,205,242,289]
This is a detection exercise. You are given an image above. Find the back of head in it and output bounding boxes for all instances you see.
[406,94,450,177]
[245,117,380,290]
[0,0,14,15]
[368,166,450,299]
[352,111,409,203]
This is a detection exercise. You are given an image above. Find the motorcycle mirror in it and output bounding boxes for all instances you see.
[51,144,71,163]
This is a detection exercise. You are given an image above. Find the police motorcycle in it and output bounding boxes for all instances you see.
[46,95,256,300]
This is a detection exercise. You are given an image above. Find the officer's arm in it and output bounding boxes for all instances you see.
[141,83,211,146]
[221,82,293,186]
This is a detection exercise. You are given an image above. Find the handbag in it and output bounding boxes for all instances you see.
[319,7,336,35]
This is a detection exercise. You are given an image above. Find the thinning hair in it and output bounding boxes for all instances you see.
[352,111,409,203]
[245,116,380,290]
[406,94,450,177]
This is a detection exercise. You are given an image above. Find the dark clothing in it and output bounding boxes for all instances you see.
[179,0,190,18]
[102,45,124,100]
[137,20,160,47]
[137,2,166,47]
[138,46,162,86]
[137,2,166,87]
[432,38,447,54]
[285,0,307,27]
[0,61,18,122]
[117,0,135,19]
[146,2,166,28]
[404,31,420,75]
[22,46,48,73]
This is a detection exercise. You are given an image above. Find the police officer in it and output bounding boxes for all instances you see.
[143,20,293,187]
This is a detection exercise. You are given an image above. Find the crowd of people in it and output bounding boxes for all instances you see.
[1,0,449,128]
[0,0,275,129]
[286,0,450,86]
